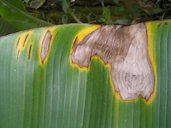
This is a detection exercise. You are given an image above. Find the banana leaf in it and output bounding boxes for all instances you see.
[0,20,171,128]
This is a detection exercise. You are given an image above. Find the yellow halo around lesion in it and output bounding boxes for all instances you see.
[16,31,33,60]
[146,22,158,104]
[75,25,101,44]
[16,32,30,50]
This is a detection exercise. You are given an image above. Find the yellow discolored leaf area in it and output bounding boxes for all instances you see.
[146,21,158,104]
[16,31,32,60]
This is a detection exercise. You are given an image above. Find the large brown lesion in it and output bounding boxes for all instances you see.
[71,23,154,101]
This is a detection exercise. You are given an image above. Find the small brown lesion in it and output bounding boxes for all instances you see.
[23,34,29,47]
[28,45,32,60]
[16,38,20,48]
[71,23,155,101]
[40,30,52,64]
[17,50,20,61]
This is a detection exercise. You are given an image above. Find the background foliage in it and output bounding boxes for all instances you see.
[0,0,170,36]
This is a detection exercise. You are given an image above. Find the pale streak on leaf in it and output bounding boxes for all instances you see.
[40,31,52,64]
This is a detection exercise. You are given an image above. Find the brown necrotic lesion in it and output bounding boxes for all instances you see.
[71,23,154,101]
[28,45,32,60]
[16,38,20,48]
[23,34,29,47]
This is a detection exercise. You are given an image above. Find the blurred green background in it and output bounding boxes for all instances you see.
[0,0,170,36]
